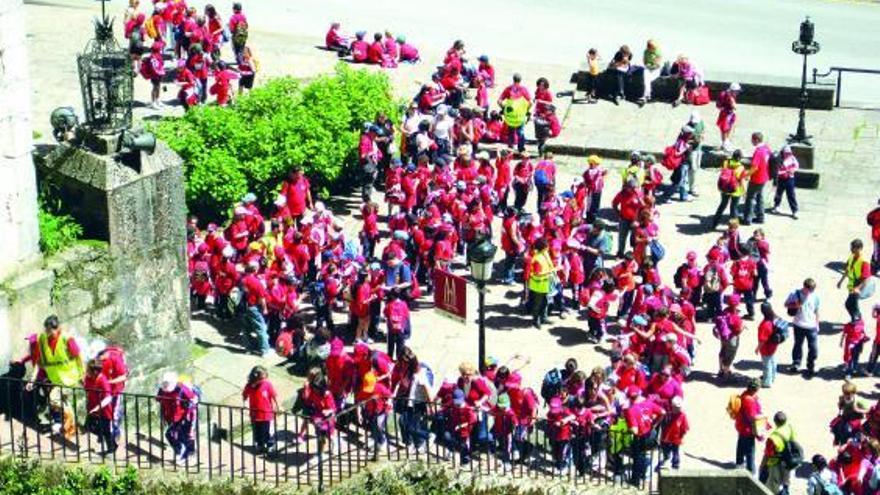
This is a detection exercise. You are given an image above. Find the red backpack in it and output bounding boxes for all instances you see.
[275,330,295,358]
[717,167,738,193]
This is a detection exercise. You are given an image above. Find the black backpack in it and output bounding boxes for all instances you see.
[780,438,804,470]
[770,318,790,344]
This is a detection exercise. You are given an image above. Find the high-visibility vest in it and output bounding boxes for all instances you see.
[528,251,554,294]
[847,255,866,291]
[767,423,794,466]
[38,332,83,387]
[502,98,530,128]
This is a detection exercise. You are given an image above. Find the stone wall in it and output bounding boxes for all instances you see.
[1,242,192,391]
[0,0,41,283]
[659,469,773,495]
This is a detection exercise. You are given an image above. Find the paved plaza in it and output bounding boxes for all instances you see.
[18,1,880,493]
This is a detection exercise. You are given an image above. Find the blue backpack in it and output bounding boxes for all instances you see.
[534,168,551,187]
[540,368,563,403]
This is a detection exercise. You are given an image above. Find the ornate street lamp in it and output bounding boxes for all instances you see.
[789,16,820,145]
[77,1,133,134]
[468,236,497,373]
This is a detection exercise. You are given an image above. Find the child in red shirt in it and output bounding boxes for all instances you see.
[491,394,518,468]
[210,61,239,106]
[867,303,880,376]
[241,366,279,454]
[84,359,117,456]
[657,396,689,470]
[140,41,165,109]
[384,290,411,359]
[546,397,576,473]
[841,319,869,378]
[730,254,757,319]
[448,389,477,465]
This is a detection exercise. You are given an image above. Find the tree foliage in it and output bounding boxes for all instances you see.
[153,63,399,221]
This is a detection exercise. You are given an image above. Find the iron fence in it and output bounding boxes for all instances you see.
[0,376,658,492]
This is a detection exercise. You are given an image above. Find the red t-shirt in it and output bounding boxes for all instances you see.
[242,379,277,422]
[547,408,573,441]
[757,319,779,356]
[750,144,772,185]
[734,393,762,437]
[731,258,757,292]
[661,411,690,445]
[282,177,311,217]
[100,347,127,395]
[84,373,113,420]
[241,273,266,307]
[625,400,665,436]
[156,384,196,423]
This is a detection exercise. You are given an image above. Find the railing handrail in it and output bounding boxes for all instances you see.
[811,66,880,107]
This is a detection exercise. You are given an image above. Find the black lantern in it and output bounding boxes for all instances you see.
[77,6,133,134]
[790,16,820,145]
[467,236,497,373]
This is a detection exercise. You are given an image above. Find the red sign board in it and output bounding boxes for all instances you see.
[433,270,467,322]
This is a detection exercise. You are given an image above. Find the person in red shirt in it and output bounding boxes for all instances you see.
[841,318,869,379]
[280,167,313,225]
[349,270,375,343]
[384,289,411,359]
[657,396,689,470]
[84,359,117,456]
[156,372,198,465]
[295,367,337,451]
[612,180,645,257]
[367,32,385,65]
[624,387,665,484]
[755,302,781,388]
[97,345,127,442]
[324,22,348,53]
[717,293,745,381]
[241,261,271,356]
[546,396,576,473]
[734,378,766,475]
[140,41,166,110]
[743,132,772,225]
[731,253,758,319]
[242,366,279,454]
[512,154,533,210]
[490,393,517,469]
[448,389,477,465]
[357,371,393,456]
[350,31,369,63]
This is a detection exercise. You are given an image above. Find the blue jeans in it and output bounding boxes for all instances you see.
[761,354,777,387]
[400,404,429,448]
[754,262,771,299]
[675,163,690,200]
[501,252,517,283]
[368,413,387,449]
[773,177,798,214]
[508,125,526,152]
[845,342,865,375]
[659,442,680,469]
[587,191,602,223]
[791,325,818,372]
[244,305,271,353]
[617,221,633,256]
[743,183,765,223]
[736,435,756,474]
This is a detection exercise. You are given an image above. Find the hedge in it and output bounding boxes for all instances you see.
[153,63,399,222]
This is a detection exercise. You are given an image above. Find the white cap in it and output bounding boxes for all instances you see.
[222,245,235,258]
[729,82,742,92]
[315,201,326,213]
[436,104,448,116]
[161,372,178,392]
[671,396,684,408]
[782,145,792,154]
[274,195,287,207]
[689,111,701,123]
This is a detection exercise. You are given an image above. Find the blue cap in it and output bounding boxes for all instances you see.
[561,191,574,199]
[631,315,648,327]
[452,389,465,404]
[242,192,257,203]
[393,230,409,241]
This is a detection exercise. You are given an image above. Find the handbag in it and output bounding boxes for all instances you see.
[860,277,877,300]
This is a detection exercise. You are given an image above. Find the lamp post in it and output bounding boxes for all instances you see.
[789,16,820,145]
[468,237,497,374]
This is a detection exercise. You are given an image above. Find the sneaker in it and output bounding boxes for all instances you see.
[767,207,778,214]
[804,369,815,380]
[148,102,160,110]
[175,454,187,466]
[792,213,799,220]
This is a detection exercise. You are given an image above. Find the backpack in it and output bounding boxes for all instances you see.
[144,16,159,39]
[534,168,551,187]
[232,21,249,49]
[726,393,742,420]
[779,437,804,470]
[717,167,738,193]
[770,318,790,344]
[309,280,327,308]
[540,368,564,403]
[812,474,844,495]
[703,265,721,293]
[138,55,154,79]
[674,263,689,289]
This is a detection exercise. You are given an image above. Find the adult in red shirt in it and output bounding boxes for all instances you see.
[500,207,524,284]
[324,339,354,409]
[280,167,313,224]
[84,359,117,456]
[242,366,279,454]
[717,294,745,381]
[743,132,772,225]
[241,262,271,356]
[98,345,127,440]
[755,302,781,388]
[624,388,665,484]
[512,155,533,210]
[734,378,765,475]
[612,180,645,257]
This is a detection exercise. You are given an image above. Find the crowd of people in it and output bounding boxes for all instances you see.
[11,10,880,492]
[125,0,256,109]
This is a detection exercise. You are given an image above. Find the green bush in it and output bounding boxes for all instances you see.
[153,63,399,222]
[38,200,83,256]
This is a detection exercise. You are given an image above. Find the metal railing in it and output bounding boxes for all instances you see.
[812,66,880,107]
[0,377,659,492]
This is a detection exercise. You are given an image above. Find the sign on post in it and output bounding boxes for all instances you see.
[433,270,467,323]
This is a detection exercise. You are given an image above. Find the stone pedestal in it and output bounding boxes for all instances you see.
[0,0,41,282]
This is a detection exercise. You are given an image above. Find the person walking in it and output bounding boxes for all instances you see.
[733,378,766,475]
[84,359,118,457]
[785,278,821,379]
[498,74,532,153]
[756,302,782,388]
[240,261,271,356]
[711,150,747,229]
[742,132,772,225]
[806,455,840,495]
[529,238,556,329]
[838,239,872,323]
[760,411,797,495]
[687,111,705,197]
[768,145,799,220]
[612,179,645,258]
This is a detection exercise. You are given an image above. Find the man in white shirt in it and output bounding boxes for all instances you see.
[785,278,820,379]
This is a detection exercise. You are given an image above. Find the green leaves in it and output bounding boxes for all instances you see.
[152,63,398,222]
[38,198,83,256]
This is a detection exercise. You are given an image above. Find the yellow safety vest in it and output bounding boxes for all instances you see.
[38,332,83,387]
[528,251,554,294]
[502,98,530,128]
[767,423,794,466]
[847,255,866,291]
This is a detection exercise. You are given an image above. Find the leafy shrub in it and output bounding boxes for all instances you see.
[38,200,83,256]
[153,63,400,222]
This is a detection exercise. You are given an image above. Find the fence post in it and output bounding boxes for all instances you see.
[317,441,324,493]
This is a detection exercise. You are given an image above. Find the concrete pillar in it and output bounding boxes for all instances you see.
[0,0,41,280]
